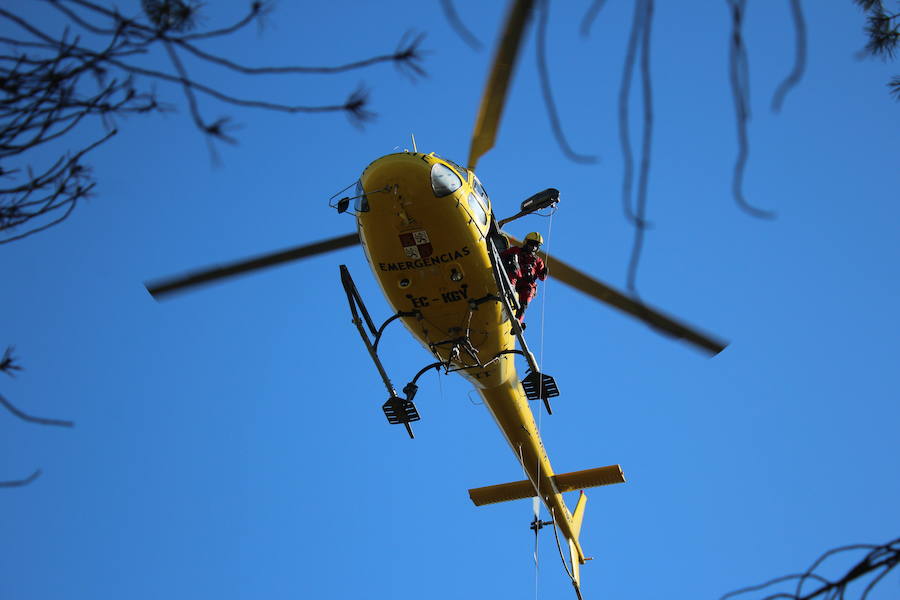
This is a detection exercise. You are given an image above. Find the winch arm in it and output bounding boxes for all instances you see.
[497,187,560,227]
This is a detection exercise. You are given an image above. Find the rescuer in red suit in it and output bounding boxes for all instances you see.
[500,232,547,323]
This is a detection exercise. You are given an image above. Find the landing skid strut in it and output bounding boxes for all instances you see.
[341,236,561,438]
[340,264,420,438]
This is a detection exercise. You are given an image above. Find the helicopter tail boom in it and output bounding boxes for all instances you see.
[469,464,622,597]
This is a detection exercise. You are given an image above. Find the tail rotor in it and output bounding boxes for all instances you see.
[529,496,553,566]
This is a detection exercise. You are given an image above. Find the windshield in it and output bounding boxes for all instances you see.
[445,159,468,181]
[354,180,369,212]
[472,176,490,210]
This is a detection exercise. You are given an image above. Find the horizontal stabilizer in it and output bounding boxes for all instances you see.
[468,464,625,506]
[555,465,626,493]
[469,479,534,506]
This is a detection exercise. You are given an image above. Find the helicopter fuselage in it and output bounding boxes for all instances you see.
[357,151,587,562]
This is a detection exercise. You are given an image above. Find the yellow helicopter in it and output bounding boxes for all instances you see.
[146,1,726,597]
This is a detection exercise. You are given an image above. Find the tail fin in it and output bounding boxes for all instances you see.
[571,490,588,538]
[568,492,588,598]
[469,465,624,600]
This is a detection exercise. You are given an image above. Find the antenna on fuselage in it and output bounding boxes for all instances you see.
[411,133,418,153]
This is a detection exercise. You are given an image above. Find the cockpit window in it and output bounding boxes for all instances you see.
[446,160,468,181]
[468,193,489,227]
[354,180,369,212]
[431,163,463,197]
[473,176,490,209]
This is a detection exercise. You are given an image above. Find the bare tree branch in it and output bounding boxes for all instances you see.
[727,0,776,219]
[1,393,74,427]
[1,131,113,245]
[618,0,644,228]
[0,0,427,243]
[626,0,655,296]
[771,0,807,112]
[179,0,268,40]
[439,0,482,51]
[616,0,655,295]
[0,468,43,488]
[721,536,900,600]
[580,0,609,38]
[1,347,23,376]
[169,30,426,76]
[1,349,72,487]
[535,0,597,164]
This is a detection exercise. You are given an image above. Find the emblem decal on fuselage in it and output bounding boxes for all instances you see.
[399,230,433,259]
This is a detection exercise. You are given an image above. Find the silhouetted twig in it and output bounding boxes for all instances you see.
[721,536,900,600]
[1,393,74,427]
[0,0,427,243]
[0,469,43,488]
[392,31,428,80]
[617,0,655,295]
[771,0,807,112]
[727,0,776,219]
[580,0,609,37]
[439,0,482,51]
[854,0,900,100]
[1,350,71,488]
[859,2,900,58]
[1,347,23,376]
[1,131,115,244]
[569,1,888,299]
[535,0,597,165]
[618,0,642,229]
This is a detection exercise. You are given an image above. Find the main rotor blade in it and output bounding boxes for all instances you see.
[467,0,535,171]
[508,236,728,356]
[146,232,360,300]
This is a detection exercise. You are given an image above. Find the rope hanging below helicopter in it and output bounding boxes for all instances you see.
[530,212,555,598]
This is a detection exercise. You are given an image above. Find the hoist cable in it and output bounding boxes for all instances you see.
[532,210,555,598]
[550,508,577,584]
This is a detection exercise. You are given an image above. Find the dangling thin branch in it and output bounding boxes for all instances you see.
[726,0,776,219]
[535,0,597,164]
[771,0,807,112]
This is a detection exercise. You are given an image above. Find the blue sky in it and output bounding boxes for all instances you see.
[2,1,898,599]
